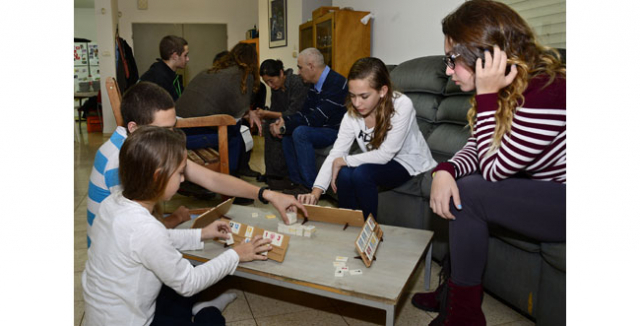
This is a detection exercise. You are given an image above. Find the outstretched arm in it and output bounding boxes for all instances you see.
[184,160,308,223]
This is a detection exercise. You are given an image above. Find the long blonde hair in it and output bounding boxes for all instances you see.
[207,43,260,94]
[346,57,396,151]
[442,0,566,151]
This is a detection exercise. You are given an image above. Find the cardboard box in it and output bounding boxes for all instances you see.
[86,116,102,133]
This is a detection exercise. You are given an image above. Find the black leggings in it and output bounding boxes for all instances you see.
[151,285,226,326]
[448,174,566,286]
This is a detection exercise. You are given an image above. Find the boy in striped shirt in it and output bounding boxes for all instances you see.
[86,82,189,248]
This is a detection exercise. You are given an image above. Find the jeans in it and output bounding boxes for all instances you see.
[182,122,243,172]
[336,160,411,220]
[263,120,288,178]
[448,174,566,286]
[151,285,225,326]
[282,126,338,188]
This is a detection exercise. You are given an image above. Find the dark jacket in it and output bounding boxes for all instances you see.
[270,69,308,117]
[175,66,253,119]
[116,37,139,94]
[283,68,348,135]
[139,60,182,102]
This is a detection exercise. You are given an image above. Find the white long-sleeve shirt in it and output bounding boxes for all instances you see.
[82,192,239,326]
[314,92,436,192]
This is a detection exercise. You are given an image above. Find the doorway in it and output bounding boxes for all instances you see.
[132,23,228,87]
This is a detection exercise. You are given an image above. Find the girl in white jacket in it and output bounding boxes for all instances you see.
[298,57,436,220]
[82,126,273,326]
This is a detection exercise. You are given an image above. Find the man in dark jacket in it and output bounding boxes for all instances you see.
[270,47,348,195]
[139,35,189,101]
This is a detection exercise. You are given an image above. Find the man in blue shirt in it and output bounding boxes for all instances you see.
[269,48,348,195]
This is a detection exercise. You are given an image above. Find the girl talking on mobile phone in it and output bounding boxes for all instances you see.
[410,1,566,325]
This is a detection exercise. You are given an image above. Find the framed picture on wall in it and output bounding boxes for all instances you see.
[268,0,287,48]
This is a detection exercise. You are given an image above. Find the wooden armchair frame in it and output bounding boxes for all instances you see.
[105,77,236,174]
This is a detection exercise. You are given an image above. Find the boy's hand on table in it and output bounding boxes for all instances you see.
[263,189,308,224]
[163,206,191,229]
[174,206,191,223]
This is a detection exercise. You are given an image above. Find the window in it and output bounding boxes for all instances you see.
[497,0,566,49]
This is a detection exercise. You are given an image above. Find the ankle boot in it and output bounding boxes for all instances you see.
[411,281,446,312]
[429,279,485,326]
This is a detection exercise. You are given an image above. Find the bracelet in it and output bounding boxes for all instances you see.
[258,186,269,204]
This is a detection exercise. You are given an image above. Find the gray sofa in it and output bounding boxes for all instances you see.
[314,56,565,325]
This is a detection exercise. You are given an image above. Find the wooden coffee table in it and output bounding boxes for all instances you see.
[179,205,434,326]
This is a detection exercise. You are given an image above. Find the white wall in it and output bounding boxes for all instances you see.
[74,8,98,41]
[258,0,465,69]
[302,0,332,23]
[94,0,259,131]
[93,0,464,122]
[94,0,119,133]
[332,0,464,64]
[259,0,303,74]
[117,0,258,51]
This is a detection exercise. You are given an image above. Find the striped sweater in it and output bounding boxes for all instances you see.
[434,75,566,184]
[86,126,128,247]
[282,67,348,134]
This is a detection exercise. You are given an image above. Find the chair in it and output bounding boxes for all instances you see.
[105,77,236,174]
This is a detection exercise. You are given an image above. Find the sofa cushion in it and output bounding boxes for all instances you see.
[405,93,441,123]
[391,56,449,94]
[384,173,426,198]
[444,78,473,96]
[426,124,468,162]
[437,96,472,125]
[490,226,541,253]
[540,242,566,272]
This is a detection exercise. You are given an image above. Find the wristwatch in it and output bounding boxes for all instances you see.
[279,124,286,135]
[258,186,269,204]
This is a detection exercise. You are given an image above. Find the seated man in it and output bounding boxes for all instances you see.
[86,82,305,248]
[139,35,189,101]
[270,48,348,195]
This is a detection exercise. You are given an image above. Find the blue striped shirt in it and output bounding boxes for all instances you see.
[86,126,127,247]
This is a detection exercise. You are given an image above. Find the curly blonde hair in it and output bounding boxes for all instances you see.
[207,43,260,94]
[346,57,396,151]
[442,0,566,152]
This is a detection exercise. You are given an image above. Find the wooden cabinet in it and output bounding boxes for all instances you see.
[299,9,371,77]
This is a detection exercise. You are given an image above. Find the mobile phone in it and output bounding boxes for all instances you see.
[477,49,512,75]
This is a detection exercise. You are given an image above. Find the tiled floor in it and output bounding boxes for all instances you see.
[74,126,534,325]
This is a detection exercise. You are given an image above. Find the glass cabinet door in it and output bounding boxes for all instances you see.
[315,17,333,68]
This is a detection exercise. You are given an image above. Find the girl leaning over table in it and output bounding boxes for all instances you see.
[410,1,566,325]
[82,126,273,326]
[297,57,436,220]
